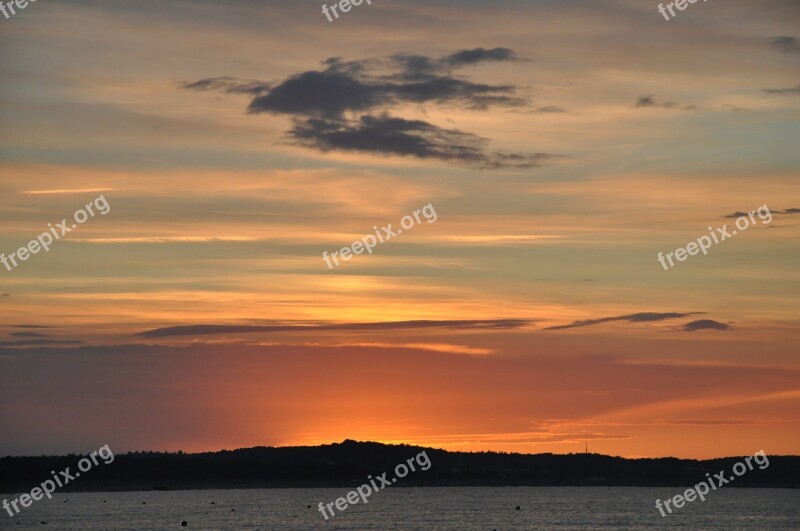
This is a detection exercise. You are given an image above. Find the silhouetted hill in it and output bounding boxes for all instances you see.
[1,440,797,492]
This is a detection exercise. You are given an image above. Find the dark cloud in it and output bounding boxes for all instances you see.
[11,325,51,329]
[517,106,567,114]
[180,76,271,95]
[183,48,562,168]
[763,85,800,95]
[724,211,751,218]
[390,78,524,109]
[138,319,532,339]
[389,47,519,81]
[443,47,517,66]
[544,312,702,331]
[389,54,442,81]
[247,70,389,117]
[289,114,557,169]
[9,332,50,338]
[635,95,663,107]
[243,57,525,116]
[682,319,730,332]
[770,36,800,53]
[724,208,799,218]
[634,95,696,111]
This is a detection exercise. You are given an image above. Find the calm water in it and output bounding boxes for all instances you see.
[2,487,798,530]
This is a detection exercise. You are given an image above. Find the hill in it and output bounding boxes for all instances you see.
[1,440,797,492]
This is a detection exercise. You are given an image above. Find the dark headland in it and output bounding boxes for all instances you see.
[1,440,798,493]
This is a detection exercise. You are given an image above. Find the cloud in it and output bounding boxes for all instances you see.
[724,208,800,218]
[634,95,659,108]
[724,211,751,218]
[71,236,258,244]
[682,319,730,332]
[246,70,389,118]
[439,234,561,244]
[189,339,496,356]
[544,312,702,331]
[390,47,519,81]
[720,104,750,112]
[0,339,82,347]
[186,49,525,118]
[9,332,50,338]
[770,36,800,54]
[634,95,696,111]
[182,48,562,168]
[443,47,517,66]
[20,188,113,195]
[337,342,495,356]
[138,319,532,338]
[763,85,800,95]
[179,76,271,95]
[289,114,558,169]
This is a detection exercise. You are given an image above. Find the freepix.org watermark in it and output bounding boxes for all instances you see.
[655,449,769,516]
[657,204,771,271]
[3,444,114,518]
[317,450,431,520]
[322,203,437,269]
[1,194,110,273]
[0,0,38,21]
[657,0,708,21]
[322,0,372,22]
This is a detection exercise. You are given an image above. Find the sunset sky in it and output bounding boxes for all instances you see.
[1,0,798,459]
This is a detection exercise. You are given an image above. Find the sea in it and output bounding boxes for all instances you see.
[2,487,798,530]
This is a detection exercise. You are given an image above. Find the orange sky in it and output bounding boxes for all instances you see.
[1,0,799,459]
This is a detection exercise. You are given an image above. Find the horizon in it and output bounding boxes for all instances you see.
[2,0,799,464]
[4,439,799,462]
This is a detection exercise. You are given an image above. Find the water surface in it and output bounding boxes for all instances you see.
[4,487,798,529]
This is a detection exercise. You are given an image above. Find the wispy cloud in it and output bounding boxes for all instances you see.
[770,36,800,54]
[71,236,259,244]
[138,319,533,338]
[340,342,495,356]
[0,339,83,347]
[20,188,113,195]
[179,76,271,95]
[634,95,696,111]
[724,207,800,218]
[544,312,702,331]
[763,85,800,95]
[439,234,562,244]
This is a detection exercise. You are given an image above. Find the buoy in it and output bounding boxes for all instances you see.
[516,506,520,510]
[181,521,187,527]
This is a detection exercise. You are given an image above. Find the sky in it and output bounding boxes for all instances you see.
[0,0,799,459]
